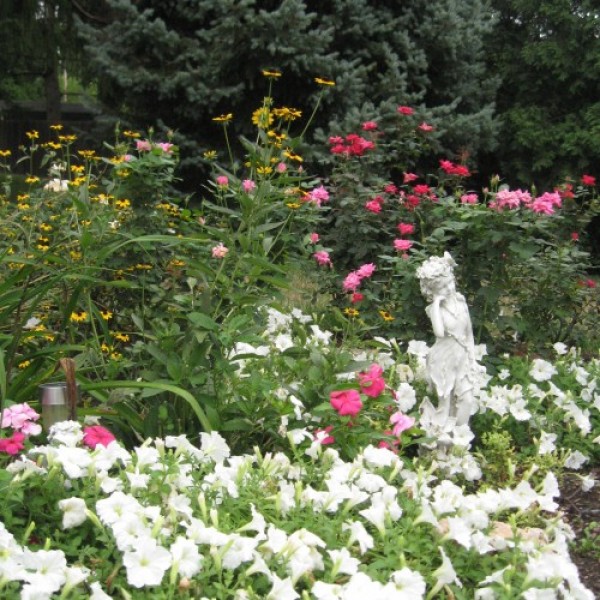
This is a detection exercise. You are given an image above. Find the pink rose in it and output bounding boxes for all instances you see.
[216,175,229,187]
[313,251,332,267]
[136,140,152,152]
[393,239,413,252]
[362,121,378,131]
[309,232,320,243]
[397,106,414,116]
[390,412,415,437]
[581,174,596,186]
[350,292,364,304]
[460,193,478,205]
[308,185,330,206]
[403,172,418,183]
[356,263,376,279]
[212,243,229,259]
[397,222,415,236]
[418,122,434,132]
[343,272,362,292]
[358,364,386,398]
[365,200,382,213]
[82,425,116,449]
[330,389,363,417]
[156,142,174,154]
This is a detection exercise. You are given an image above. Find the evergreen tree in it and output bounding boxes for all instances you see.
[485,0,600,187]
[77,0,499,181]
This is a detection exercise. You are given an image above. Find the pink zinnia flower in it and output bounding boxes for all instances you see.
[309,232,320,243]
[393,239,413,252]
[242,179,256,193]
[390,412,415,437]
[216,175,229,187]
[82,425,116,449]
[581,174,596,186]
[211,243,229,258]
[330,389,363,417]
[460,193,478,205]
[397,222,415,236]
[0,431,25,455]
[358,364,386,398]
[136,140,152,152]
[397,106,414,116]
[276,162,287,173]
[313,251,332,267]
[362,121,378,131]
[356,263,376,279]
[343,272,362,292]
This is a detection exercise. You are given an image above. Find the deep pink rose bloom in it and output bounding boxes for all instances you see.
[384,183,398,194]
[313,251,332,267]
[309,232,320,243]
[397,222,415,236]
[393,239,413,252]
[581,174,596,186]
[330,389,363,416]
[83,425,116,449]
[308,185,330,206]
[362,121,378,131]
[350,292,364,304]
[365,200,382,213]
[356,263,376,279]
[403,172,418,183]
[156,142,174,154]
[571,232,579,241]
[397,106,414,115]
[358,364,386,398]
[413,184,430,195]
[418,122,434,132]
[390,412,416,437]
[343,272,362,292]
[0,431,25,456]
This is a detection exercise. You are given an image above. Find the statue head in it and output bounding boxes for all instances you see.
[416,252,457,301]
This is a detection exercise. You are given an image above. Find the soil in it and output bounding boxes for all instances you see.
[560,469,600,597]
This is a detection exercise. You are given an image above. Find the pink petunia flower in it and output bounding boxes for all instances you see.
[330,389,363,417]
[82,425,116,449]
[314,425,335,445]
[358,364,386,398]
[0,431,25,456]
[390,412,415,437]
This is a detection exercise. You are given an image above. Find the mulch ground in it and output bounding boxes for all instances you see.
[560,469,600,597]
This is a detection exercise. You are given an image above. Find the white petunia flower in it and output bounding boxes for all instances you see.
[22,549,67,596]
[430,546,462,597]
[89,581,113,599]
[395,382,417,412]
[311,581,343,599]
[47,421,83,447]
[538,431,557,455]
[553,342,568,355]
[530,358,557,382]
[199,431,231,463]
[267,574,299,600]
[389,567,427,598]
[170,536,202,578]
[564,450,588,470]
[58,497,88,529]
[342,520,374,555]
[123,539,172,588]
[328,548,360,576]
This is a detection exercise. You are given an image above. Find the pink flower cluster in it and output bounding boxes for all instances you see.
[136,140,174,154]
[329,363,387,419]
[329,134,375,157]
[211,243,229,258]
[0,432,25,455]
[365,195,384,213]
[393,221,415,254]
[439,159,470,177]
[490,188,562,214]
[313,250,332,268]
[342,263,376,292]
[2,403,41,436]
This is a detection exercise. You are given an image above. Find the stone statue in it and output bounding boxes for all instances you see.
[416,253,476,433]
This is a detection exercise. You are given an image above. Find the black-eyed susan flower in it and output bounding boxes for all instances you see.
[283,150,303,163]
[273,107,302,121]
[344,308,360,318]
[24,176,40,184]
[115,199,131,210]
[286,202,301,209]
[122,130,141,138]
[203,150,217,160]
[112,332,130,343]
[262,69,282,78]
[315,77,335,86]
[50,124,63,131]
[0,149,12,157]
[25,130,39,140]
[78,149,97,159]
[70,311,88,323]
[100,310,113,320]
[18,360,31,369]
[212,113,233,123]
[252,107,273,129]
[378,310,395,322]
[58,134,77,143]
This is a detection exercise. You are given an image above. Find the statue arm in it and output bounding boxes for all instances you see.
[427,296,446,338]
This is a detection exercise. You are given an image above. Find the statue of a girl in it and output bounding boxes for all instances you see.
[416,253,476,430]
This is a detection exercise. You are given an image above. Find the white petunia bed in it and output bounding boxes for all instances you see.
[0,418,595,600]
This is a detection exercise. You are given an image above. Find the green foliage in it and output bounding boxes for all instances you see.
[75,0,499,182]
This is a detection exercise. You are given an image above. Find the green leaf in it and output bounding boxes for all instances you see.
[188,312,219,331]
